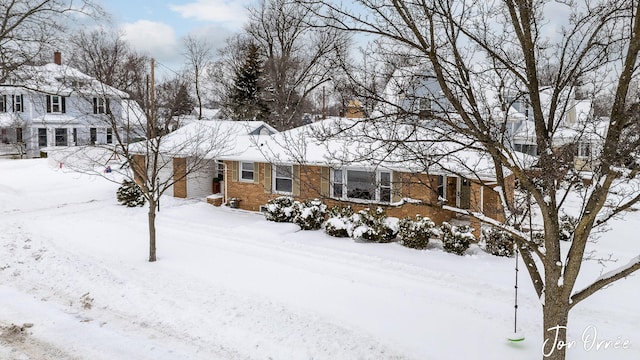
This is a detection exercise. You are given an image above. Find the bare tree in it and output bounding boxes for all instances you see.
[244,0,350,129]
[302,1,640,359]
[48,57,232,262]
[0,0,103,81]
[182,35,213,120]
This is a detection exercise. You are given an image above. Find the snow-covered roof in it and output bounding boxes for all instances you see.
[3,63,128,99]
[513,119,609,146]
[129,120,277,159]
[222,117,513,182]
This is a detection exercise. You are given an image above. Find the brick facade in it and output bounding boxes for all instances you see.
[224,160,509,227]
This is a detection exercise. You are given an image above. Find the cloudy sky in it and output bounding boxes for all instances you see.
[101,0,254,75]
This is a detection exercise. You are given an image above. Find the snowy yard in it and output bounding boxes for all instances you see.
[0,158,639,360]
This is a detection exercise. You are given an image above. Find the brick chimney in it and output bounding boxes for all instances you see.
[54,51,62,65]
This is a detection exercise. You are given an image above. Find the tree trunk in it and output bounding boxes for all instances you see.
[541,289,570,360]
[148,199,157,262]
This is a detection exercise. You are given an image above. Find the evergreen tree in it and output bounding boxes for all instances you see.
[228,43,270,121]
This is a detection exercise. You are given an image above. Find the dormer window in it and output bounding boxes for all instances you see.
[46,95,65,113]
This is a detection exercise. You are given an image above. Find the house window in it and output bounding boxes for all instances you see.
[346,170,375,200]
[1,129,7,143]
[334,169,392,202]
[240,162,254,181]
[38,128,47,147]
[437,175,446,199]
[55,128,68,146]
[107,128,113,144]
[514,143,537,156]
[13,95,23,112]
[419,97,432,119]
[217,160,225,180]
[380,171,391,202]
[0,95,6,112]
[47,95,65,113]
[16,128,23,143]
[576,142,591,158]
[274,165,293,193]
[94,98,107,114]
[72,128,77,145]
[90,127,97,144]
[332,169,343,198]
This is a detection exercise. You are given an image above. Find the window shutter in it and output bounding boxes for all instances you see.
[320,167,330,197]
[93,98,98,114]
[264,164,272,193]
[61,96,66,113]
[106,98,111,114]
[392,172,402,203]
[292,165,301,197]
[232,161,238,182]
[253,162,260,184]
[46,96,51,113]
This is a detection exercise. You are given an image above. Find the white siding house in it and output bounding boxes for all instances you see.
[0,52,134,157]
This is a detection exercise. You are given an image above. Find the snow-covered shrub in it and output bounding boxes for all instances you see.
[559,214,578,241]
[324,206,354,237]
[348,207,398,243]
[522,231,545,251]
[264,196,296,222]
[116,180,145,207]
[398,215,439,249]
[293,199,327,230]
[440,222,474,255]
[482,227,515,257]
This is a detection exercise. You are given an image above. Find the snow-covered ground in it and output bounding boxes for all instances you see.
[0,158,638,360]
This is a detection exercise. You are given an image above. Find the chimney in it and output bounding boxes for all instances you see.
[54,51,62,65]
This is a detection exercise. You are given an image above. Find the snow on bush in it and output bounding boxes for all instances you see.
[559,213,578,241]
[324,206,354,237]
[440,222,475,255]
[481,227,515,257]
[293,199,327,230]
[348,207,398,243]
[398,215,439,249]
[264,196,296,222]
[116,180,146,207]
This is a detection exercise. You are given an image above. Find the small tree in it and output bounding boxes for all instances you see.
[116,180,145,207]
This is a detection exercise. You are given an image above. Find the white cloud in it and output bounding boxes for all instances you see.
[121,20,180,62]
[169,0,251,28]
